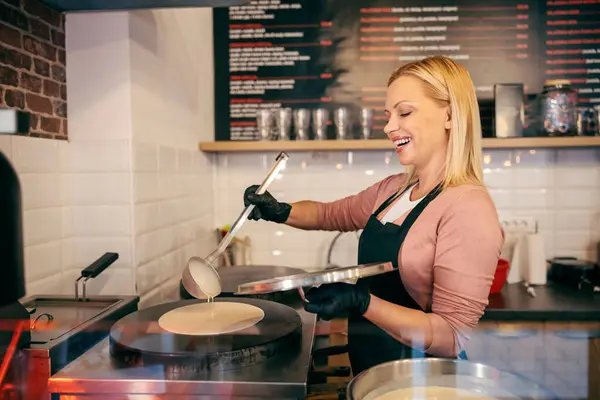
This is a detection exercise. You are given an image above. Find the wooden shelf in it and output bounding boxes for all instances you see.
[199,136,600,153]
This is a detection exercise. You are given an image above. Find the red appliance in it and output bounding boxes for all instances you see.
[490,258,510,294]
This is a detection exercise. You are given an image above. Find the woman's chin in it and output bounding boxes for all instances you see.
[396,152,415,166]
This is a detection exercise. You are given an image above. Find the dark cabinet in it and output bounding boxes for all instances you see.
[464,321,600,400]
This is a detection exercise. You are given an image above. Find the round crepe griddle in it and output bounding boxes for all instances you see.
[109,298,302,375]
[179,265,308,302]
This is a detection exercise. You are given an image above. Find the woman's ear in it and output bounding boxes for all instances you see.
[444,106,451,130]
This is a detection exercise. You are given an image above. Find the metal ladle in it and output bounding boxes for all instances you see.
[181,152,290,300]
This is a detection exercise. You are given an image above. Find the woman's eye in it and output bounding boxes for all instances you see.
[399,112,412,118]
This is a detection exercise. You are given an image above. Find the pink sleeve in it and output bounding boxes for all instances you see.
[315,175,399,232]
[425,188,504,357]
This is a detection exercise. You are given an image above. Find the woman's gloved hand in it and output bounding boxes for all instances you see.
[303,282,371,321]
[243,185,292,223]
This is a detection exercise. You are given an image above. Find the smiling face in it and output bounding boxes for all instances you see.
[384,75,451,168]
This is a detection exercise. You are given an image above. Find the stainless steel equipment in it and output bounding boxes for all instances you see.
[109,298,302,374]
[273,107,292,140]
[256,108,274,140]
[235,261,394,301]
[7,253,139,400]
[334,107,350,139]
[359,108,373,139]
[21,293,139,398]
[0,253,139,400]
[182,152,289,300]
[494,83,524,138]
[50,248,380,399]
[293,108,310,140]
[180,264,309,303]
[47,304,317,400]
[346,358,557,400]
[312,108,329,140]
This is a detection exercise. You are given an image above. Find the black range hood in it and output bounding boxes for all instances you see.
[40,0,251,12]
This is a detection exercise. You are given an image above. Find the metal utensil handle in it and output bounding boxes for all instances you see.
[206,152,289,263]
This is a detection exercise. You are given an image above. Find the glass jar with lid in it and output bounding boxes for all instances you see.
[539,79,577,136]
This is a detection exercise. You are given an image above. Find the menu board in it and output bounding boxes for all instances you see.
[213,0,598,141]
[543,0,600,106]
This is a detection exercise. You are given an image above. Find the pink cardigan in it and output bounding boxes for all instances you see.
[315,173,504,357]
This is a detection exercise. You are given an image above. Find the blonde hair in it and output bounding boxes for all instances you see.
[387,56,483,192]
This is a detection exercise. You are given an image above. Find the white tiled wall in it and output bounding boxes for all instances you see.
[1,7,217,304]
[6,137,65,295]
[213,148,600,270]
[127,7,216,307]
[132,141,215,309]
[0,136,135,297]
[59,139,135,296]
[2,137,215,303]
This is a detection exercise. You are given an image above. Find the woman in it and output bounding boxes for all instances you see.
[243,56,504,375]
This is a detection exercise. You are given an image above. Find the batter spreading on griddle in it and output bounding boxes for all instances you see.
[158,302,264,336]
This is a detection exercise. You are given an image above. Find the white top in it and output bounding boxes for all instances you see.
[380,184,423,223]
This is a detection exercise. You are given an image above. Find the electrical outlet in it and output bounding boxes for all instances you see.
[500,216,537,234]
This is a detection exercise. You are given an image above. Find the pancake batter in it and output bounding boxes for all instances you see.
[372,386,499,400]
[158,302,265,336]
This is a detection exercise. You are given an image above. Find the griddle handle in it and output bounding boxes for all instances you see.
[81,252,119,278]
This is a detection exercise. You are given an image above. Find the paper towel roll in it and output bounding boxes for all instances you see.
[524,233,547,285]
[507,233,525,284]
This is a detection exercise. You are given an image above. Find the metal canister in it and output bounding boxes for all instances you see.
[256,109,274,140]
[539,79,577,136]
[576,107,599,136]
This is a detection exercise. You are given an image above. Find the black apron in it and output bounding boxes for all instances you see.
[347,182,466,376]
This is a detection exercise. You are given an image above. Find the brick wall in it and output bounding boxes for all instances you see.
[0,0,67,139]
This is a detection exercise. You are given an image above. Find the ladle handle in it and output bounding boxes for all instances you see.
[206,152,289,263]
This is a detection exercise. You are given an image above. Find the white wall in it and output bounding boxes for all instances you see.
[63,12,135,297]
[128,9,216,307]
[0,9,216,307]
[0,134,135,296]
[213,149,600,270]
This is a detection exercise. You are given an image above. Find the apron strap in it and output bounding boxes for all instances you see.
[373,184,413,217]
[394,183,443,242]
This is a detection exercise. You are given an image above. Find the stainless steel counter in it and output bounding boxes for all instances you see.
[48,306,317,400]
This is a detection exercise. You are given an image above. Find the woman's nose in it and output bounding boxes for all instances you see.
[383,120,398,136]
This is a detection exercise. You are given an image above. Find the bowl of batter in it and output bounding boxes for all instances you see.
[346,358,557,400]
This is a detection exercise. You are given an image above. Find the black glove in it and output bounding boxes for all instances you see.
[303,282,371,321]
[243,185,292,223]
